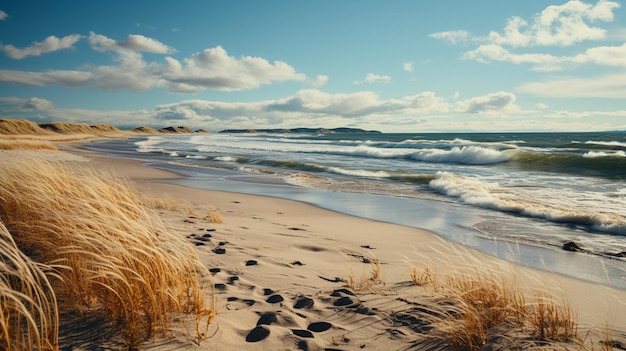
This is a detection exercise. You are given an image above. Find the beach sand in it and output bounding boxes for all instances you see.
[2,136,626,350]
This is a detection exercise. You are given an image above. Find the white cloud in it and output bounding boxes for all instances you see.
[428,30,470,45]
[534,102,549,109]
[435,1,623,70]
[484,0,620,48]
[163,46,306,92]
[0,34,82,59]
[310,75,328,87]
[152,89,449,126]
[403,62,414,73]
[455,92,519,114]
[21,97,55,110]
[0,43,306,93]
[0,10,7,21]
[88,32,173,54]
[0,69,92,87]
[517,73,626,98]
[354,73,391,85]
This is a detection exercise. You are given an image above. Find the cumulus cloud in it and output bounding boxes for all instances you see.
[0,41,306,93]
[0,34,82,59]
[0,10,7,21]
[162,46,306,92]
[517,74,626,98]
[354,73,391,85]
[89,32,174,54]
[150,89,450,127]
[433,1,622,70]
[455,92,518,114]
[403,62,414,72]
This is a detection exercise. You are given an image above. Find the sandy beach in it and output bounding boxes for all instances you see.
[53,143,626,350]
[1,117,625,350]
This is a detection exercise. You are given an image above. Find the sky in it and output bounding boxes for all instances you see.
[0,1,625,133]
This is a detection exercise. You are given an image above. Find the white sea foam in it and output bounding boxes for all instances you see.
[326,167,390,178]
[135,136,164,152]
[585,140,626,148]
[429,172,626,235]
[583,150,626,158]
[215,156,238,162]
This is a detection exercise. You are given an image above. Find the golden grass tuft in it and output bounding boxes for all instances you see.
[0,221,59,351]
[345,255,385,291]
[407,252,579,350]
[0,139,58,151]
[0,152,214,348]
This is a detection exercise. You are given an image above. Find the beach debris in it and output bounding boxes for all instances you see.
[245,259,258,266]
[562,241,583,252]
[291,260,304,266]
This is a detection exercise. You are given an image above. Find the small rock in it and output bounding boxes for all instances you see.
[214,247,226,254]
[245,260,258,266]
[563,241,583,252]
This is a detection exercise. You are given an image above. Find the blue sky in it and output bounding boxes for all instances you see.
[0,1,625,132]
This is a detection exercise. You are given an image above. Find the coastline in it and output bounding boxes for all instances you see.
[63,141,626,349]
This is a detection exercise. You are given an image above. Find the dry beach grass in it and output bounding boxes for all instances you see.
[0,151,215,350]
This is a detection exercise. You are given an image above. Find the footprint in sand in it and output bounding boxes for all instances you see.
[293,297,314,309]
[307,321,332,333]
[245,326,270,342]
[266,294,284,304]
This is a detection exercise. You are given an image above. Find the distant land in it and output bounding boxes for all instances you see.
[219,127,381,134]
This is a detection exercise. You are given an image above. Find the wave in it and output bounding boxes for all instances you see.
[409,146,514,165]
[429,172,626,236]
[584,140,626,148]
[510,151,626,178]
[327,167,390,178]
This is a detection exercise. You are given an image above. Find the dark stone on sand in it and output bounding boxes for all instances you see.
[202,233,212,238]
[257,312,277,326]
[214,247,226,254]
[246,260,258,266]
[307,321,332,333]
[292,329,314,338]
[194,242,206,246]
[246,326,270,342]
[613,252,626,258]
[214,283,227,290]
[333,297,354,306]
[263,288,274,296]
[563,241,583,252]
[209,268,221,274]
[266,294,284,304]
[228,276,239,284]
[330,288,355,297]
[294,297,315,309]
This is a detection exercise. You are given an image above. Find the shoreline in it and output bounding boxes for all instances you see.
[82,139,626,291]
[62,142,626,347]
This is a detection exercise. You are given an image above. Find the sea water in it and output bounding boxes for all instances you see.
[87,131,626,288]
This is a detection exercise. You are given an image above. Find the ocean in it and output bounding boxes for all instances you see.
[88,131,626,288]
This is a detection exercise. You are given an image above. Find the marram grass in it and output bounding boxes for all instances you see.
[0,152,214,348]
